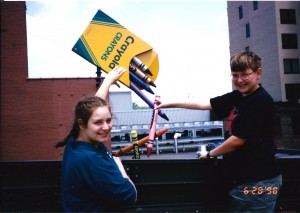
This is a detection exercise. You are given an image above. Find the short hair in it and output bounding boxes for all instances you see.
[230,51,262,72]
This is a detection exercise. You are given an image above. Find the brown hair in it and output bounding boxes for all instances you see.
[230,51,262,72]
[55,96,111,148]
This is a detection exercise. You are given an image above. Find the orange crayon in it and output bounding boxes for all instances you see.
[114,128,169,157]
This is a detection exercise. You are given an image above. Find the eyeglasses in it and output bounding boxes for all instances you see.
[230,71,255,81]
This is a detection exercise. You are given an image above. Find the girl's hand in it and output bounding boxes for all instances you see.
[95,67,126,100]
[104,67,126,87]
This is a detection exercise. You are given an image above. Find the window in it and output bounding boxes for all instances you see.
[282,34,298,49]
[246,23,250,38]
[239,5,243,19]
[253,1,258,10]
[284,59,300,74]
[245,46,250,52]
[280,9,296,24]
[285,83,300,103]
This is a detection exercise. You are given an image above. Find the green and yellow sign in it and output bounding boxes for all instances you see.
[72,10,159,88]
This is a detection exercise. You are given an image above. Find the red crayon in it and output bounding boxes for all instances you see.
[147,95,160,157]
[114,128,169,157]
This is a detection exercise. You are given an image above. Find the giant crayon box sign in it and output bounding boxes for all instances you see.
[72,10,159,88]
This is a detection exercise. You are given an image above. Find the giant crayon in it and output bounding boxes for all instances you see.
[129,72,154,94]
[114,128,169,157]
[131,56,153,76]
[147,95,160,157]
[131,130,140,159]
[129,64,156,87]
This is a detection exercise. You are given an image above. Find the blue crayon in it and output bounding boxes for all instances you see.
[129,72,154,95]
[131,56,153,76]
[129,82,169,121]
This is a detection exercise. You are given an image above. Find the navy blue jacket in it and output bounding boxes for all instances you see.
[61,137,136,212]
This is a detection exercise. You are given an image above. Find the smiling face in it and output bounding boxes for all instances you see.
[78,106,112,146]
[230,51,263,96]
[231,68,262,96]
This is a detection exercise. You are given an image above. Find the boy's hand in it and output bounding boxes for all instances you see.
[154,99,163,109]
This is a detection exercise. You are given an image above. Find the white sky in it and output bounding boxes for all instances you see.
[26,0,232,106]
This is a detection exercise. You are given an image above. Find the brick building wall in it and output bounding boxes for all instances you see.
[1,2,110,160]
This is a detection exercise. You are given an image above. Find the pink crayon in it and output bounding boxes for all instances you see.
[147,95,160,157]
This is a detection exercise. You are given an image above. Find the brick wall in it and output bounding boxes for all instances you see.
[0,2,111,160]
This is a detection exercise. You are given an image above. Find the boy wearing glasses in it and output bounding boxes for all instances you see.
[155,51,282,212]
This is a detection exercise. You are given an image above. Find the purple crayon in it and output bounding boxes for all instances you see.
[131,56,153,76]
[129,82,169,121]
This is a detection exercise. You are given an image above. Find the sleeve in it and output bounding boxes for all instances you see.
[80,153,136,206]
[210,91,240,119]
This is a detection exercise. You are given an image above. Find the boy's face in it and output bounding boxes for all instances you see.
[231,68,262,96]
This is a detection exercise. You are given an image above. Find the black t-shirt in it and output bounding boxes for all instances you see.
[210,87,281,186]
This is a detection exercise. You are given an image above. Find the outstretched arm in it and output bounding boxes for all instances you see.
[95,67,126,101]
[155,99,212,110]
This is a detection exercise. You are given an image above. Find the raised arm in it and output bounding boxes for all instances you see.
[95,67,126,101]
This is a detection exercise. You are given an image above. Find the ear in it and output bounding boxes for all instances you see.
[256,68,262,80]
[77,119,85,130]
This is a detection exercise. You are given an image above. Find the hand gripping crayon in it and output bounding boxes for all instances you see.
[131,130,140,159]
[129,82,169,121]
[114,128,169,157]
[131,56,153,76]
[147,95,160,157]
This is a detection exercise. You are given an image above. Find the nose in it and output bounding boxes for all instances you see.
[102,122,110,130]
[237,76,244,82]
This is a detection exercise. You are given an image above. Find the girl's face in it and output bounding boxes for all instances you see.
[79,106,112,145]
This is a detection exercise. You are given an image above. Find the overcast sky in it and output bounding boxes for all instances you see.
[26,0,232,106]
